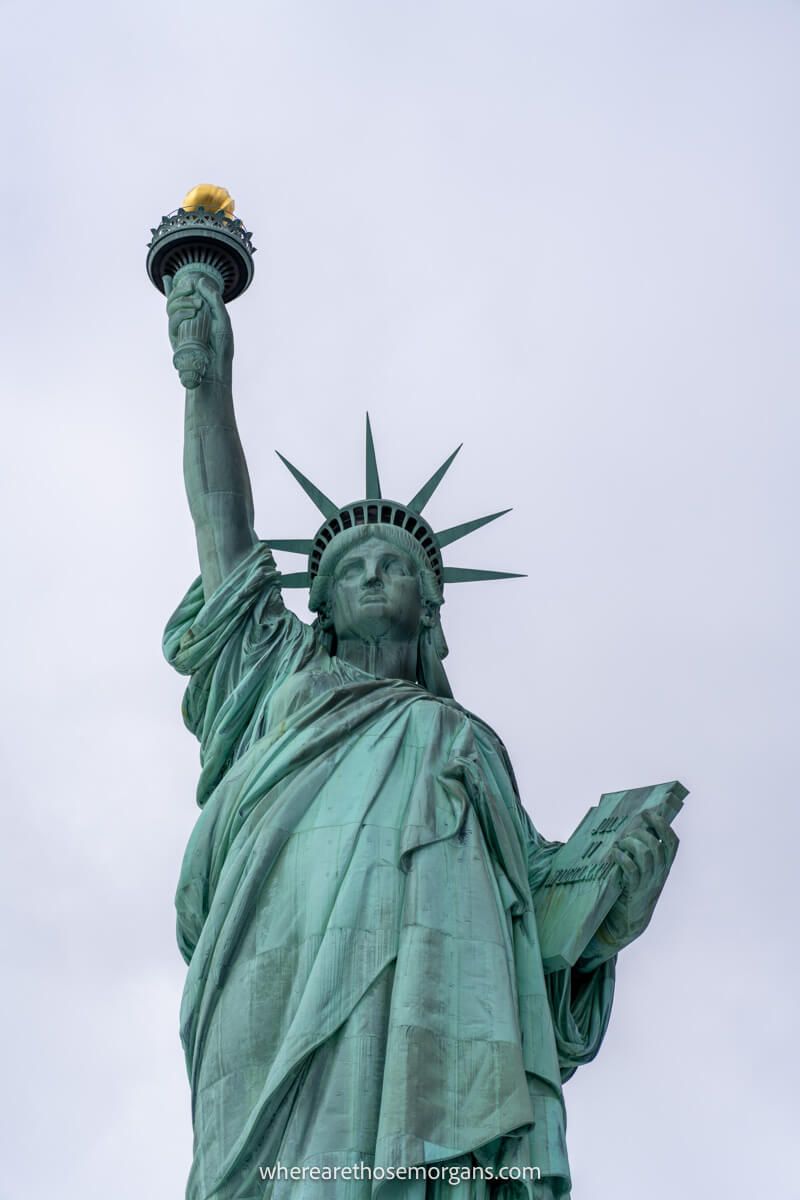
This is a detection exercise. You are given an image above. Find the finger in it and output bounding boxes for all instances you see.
[166,296,201,323]
[627,831,657,881]
[642,812,670,841]
[625,822,667,862]
[618,833,648,857]
[638,828,676,889]
[650,840,672,881]
[170,272,197,295]
[195,275,226,317]
[620,832,657,887]
[652,831,678,876]
[167,300,200,323]
[167,297,201,328]
[614,846,641,893]
[163,274,173,297]
[168,308,200,339]
[639,837,657,882]
[166,283,200,309]
[642,813,679,863]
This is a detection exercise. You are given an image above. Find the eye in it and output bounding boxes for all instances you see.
[382,557,412,577]
[336,559,363,581]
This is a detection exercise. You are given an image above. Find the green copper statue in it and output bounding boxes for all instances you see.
[154,188,682,1199]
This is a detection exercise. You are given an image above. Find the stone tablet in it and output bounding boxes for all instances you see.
[534,780,687,971]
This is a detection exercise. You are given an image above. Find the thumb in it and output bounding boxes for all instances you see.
[195,274,226,317]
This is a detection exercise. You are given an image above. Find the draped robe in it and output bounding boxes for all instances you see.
[164,544,615,1199]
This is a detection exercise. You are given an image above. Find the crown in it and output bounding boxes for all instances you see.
[146,185,256,303]
[269,416,524,590]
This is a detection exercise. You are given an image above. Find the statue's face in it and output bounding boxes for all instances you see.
[330,535,423,643]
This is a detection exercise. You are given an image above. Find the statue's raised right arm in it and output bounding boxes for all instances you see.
[167,273,257,596]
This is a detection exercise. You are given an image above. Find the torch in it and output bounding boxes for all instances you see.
[146,184,256,388]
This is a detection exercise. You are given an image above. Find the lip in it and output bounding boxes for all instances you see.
[359,593,388,604]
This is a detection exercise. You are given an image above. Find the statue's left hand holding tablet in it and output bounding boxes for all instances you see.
[581,808,680,966]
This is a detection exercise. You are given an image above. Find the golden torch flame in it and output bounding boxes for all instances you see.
[180,184,235,216]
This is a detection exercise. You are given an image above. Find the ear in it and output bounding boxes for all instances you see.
[319,604,335,633]
[317,600,335,632]
[420,601,437,630]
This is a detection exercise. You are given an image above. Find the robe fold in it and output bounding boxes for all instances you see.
[164,544,615,1199]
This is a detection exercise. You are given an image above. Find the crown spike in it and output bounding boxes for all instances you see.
[280,571,311,589]
[442,567,526,583]
[275,452,339,520]
[365,413,382,499]
[408,445,462,513]
[266,539,315,555]
[436,508,512,549]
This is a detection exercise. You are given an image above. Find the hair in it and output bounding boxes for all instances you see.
[307,524,452,697]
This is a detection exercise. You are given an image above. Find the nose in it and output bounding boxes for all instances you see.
[362,558,384,588]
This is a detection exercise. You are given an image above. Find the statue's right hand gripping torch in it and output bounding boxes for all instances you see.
[146,184,256,389]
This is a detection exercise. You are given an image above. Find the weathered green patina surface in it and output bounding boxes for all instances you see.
[154,195,681,1199]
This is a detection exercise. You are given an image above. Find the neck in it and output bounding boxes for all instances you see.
[335,635,418,683]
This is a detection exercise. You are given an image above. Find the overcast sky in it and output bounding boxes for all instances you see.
[1,2,797,1197]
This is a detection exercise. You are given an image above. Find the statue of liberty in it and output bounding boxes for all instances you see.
[156,188,680,1199]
